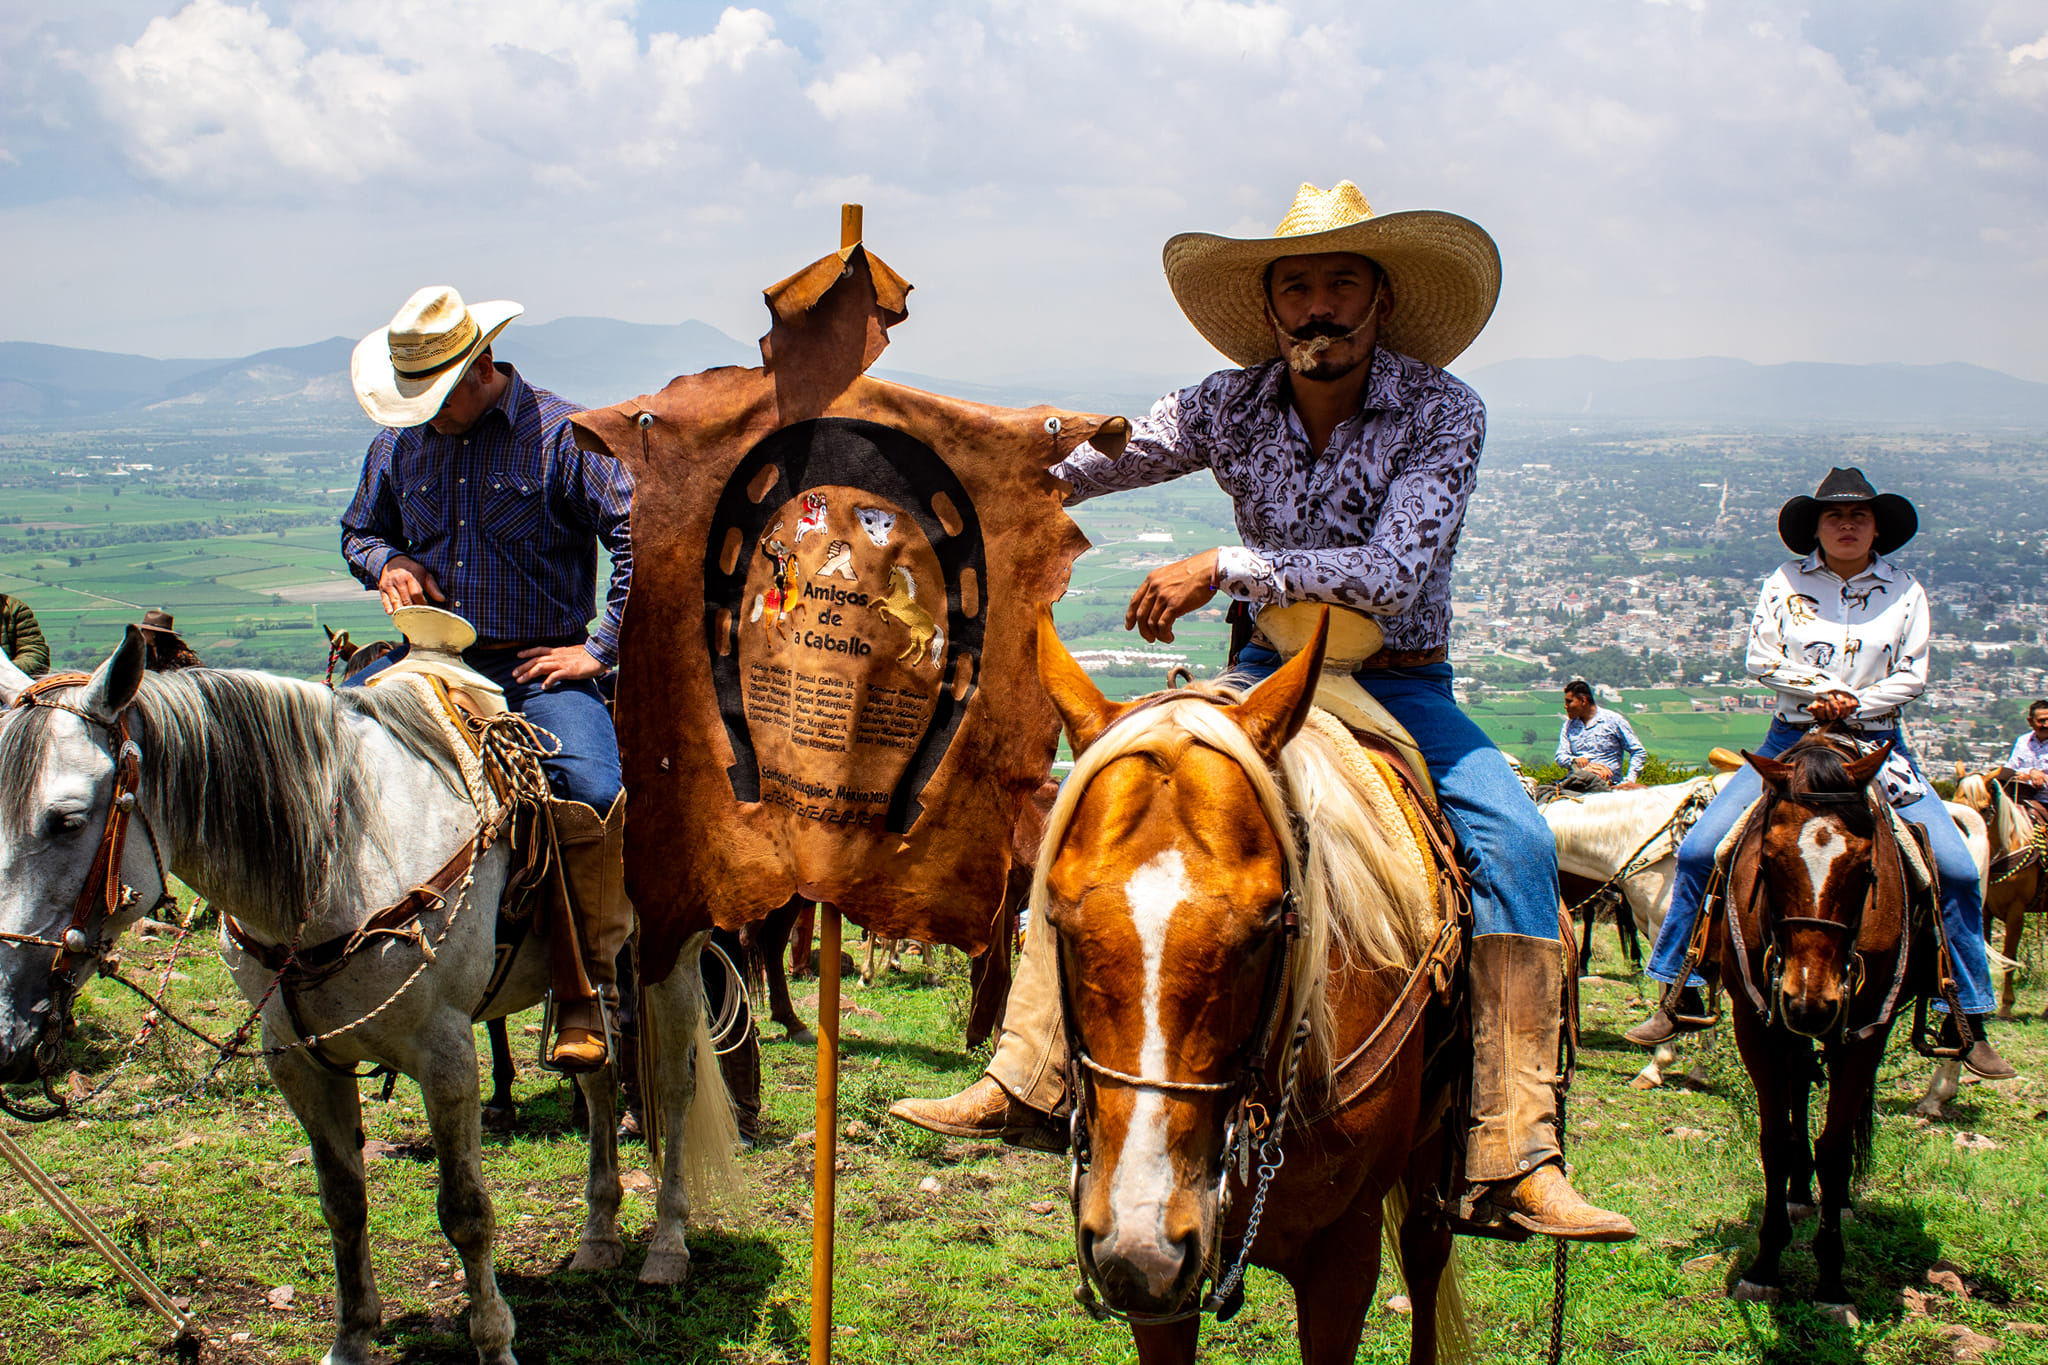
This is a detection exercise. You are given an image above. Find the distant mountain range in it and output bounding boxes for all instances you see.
[1462,355,2048,424]
[3,324,2045,427]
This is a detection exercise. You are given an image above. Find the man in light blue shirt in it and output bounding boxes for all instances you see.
[1556,679,1647,790]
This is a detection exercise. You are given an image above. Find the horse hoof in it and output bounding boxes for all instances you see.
[783,1026,817,1045]
[1731,1280,1780,1303]
[1911,1100,1945,1120]
[481,1104,518,1133]
[1997,1009,2015,1022]
[638,1250,692,1285]
[1816,1302,1860,1328]
[1629,1063,1663,1090]
[1652,1043,1679,1068]
[570,1238,626,1272]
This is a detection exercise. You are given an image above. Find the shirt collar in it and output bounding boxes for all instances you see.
[1797,549,1896,583]
[1253,345,1410,436]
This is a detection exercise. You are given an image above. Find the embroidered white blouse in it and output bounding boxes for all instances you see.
[1746,551,1930,727]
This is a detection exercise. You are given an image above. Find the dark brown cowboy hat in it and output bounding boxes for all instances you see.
[1778,467,1917,557]
[137,608,179,634]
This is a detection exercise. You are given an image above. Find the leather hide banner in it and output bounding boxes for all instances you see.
[572,243,1122,980]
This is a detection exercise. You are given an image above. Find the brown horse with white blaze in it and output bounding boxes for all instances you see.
[1724,730,1923,1308]
[1034,608,1465,1364]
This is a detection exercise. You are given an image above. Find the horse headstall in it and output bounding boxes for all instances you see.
[1738,782,1896,1042]
[2,675,173,1116]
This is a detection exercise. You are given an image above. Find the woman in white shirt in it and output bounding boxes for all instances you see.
[1626,468,2012,1079]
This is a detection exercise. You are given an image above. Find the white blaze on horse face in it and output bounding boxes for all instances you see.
[1108,848,1189,1247]
[1795,820,1848,906]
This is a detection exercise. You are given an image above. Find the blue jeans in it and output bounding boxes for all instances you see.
[346,644,623,810]
[1226,647,1561,942]
[1645,718,1992,1015]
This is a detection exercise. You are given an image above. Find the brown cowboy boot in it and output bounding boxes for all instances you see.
[1623,985,1713,1047]
[1940,1012,2019,1081]
[1467,934,1637,1243]
[888,1075,1065,1153]
[548,795,635,1072]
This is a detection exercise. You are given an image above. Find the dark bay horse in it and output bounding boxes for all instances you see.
[1723,730,1927,1307]
[1033,609,1465,1365]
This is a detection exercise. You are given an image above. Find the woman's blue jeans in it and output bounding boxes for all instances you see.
[1226,647,1561,942]
[345,643,624,810]
[1644,718,1992,1015]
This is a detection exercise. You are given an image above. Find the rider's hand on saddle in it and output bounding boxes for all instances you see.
[1125,548,1220,644]
[378,555,445,614]
[514,644,606,689]
[1590,763,1615,780]
[1807,691,1859,723]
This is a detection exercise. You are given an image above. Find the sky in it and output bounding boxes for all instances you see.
[3,0,2046,384]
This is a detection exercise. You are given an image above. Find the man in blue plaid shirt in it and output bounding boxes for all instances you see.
[341,285,634,1071]
[1555,679,1647,792]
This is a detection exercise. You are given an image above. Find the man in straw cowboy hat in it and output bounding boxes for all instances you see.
[340,286,636,1072]
[893,182,1635,1241]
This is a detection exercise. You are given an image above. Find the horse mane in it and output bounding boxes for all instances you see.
[1031,683,1434,1071]
[0,668,466,920]
[1957,772,2027,851]
[1543,776,1720,869]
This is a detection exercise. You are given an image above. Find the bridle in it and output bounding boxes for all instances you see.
[0,673,173,1117]
[1058,690,1311,1326]
[1728,736,1903,1043]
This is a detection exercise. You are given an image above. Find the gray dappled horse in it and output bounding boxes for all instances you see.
[0,629,735,1365]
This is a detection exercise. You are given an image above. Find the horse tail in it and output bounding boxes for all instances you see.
[682,982,743,1211]
[1379,1183,1470,1364]
[637,967,743,1213]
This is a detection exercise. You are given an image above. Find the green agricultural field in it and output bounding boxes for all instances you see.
[4,894,2046,1364]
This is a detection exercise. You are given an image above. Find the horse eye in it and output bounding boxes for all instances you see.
[44,811,89,838]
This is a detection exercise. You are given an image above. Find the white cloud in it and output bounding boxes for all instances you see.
[83,0,795,192]
[0,0,2042,382]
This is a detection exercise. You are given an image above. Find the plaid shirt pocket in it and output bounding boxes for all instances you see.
[482,470,544,545]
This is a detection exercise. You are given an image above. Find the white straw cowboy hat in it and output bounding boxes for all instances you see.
[1164,181,1501,370]
[351,286,523,428]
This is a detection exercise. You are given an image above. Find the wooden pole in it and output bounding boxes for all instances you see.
[808,901,842,1365]
[807,201,862,1365]
[0,1126,199,1344]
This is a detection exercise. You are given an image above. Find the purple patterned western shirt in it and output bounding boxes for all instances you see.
[1050,348,1485,653]
[340,365,634,666]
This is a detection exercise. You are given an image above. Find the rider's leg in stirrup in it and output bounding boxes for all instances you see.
[1364,665,1634,1242]
[888,912,1067,1152]
[1901,780,2018,1080]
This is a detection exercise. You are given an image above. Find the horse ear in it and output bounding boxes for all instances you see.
[1744,750,1793,793]
[1036,606,1125,755]
[1844,741,1892,787]
[0,649,29,706]
[80,625,146,722]
[1235,606,1329,765]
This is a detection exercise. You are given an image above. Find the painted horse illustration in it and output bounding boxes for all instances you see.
[1034,609,1467,1364]
[0,631,736,1365]
[868,565,943,667]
